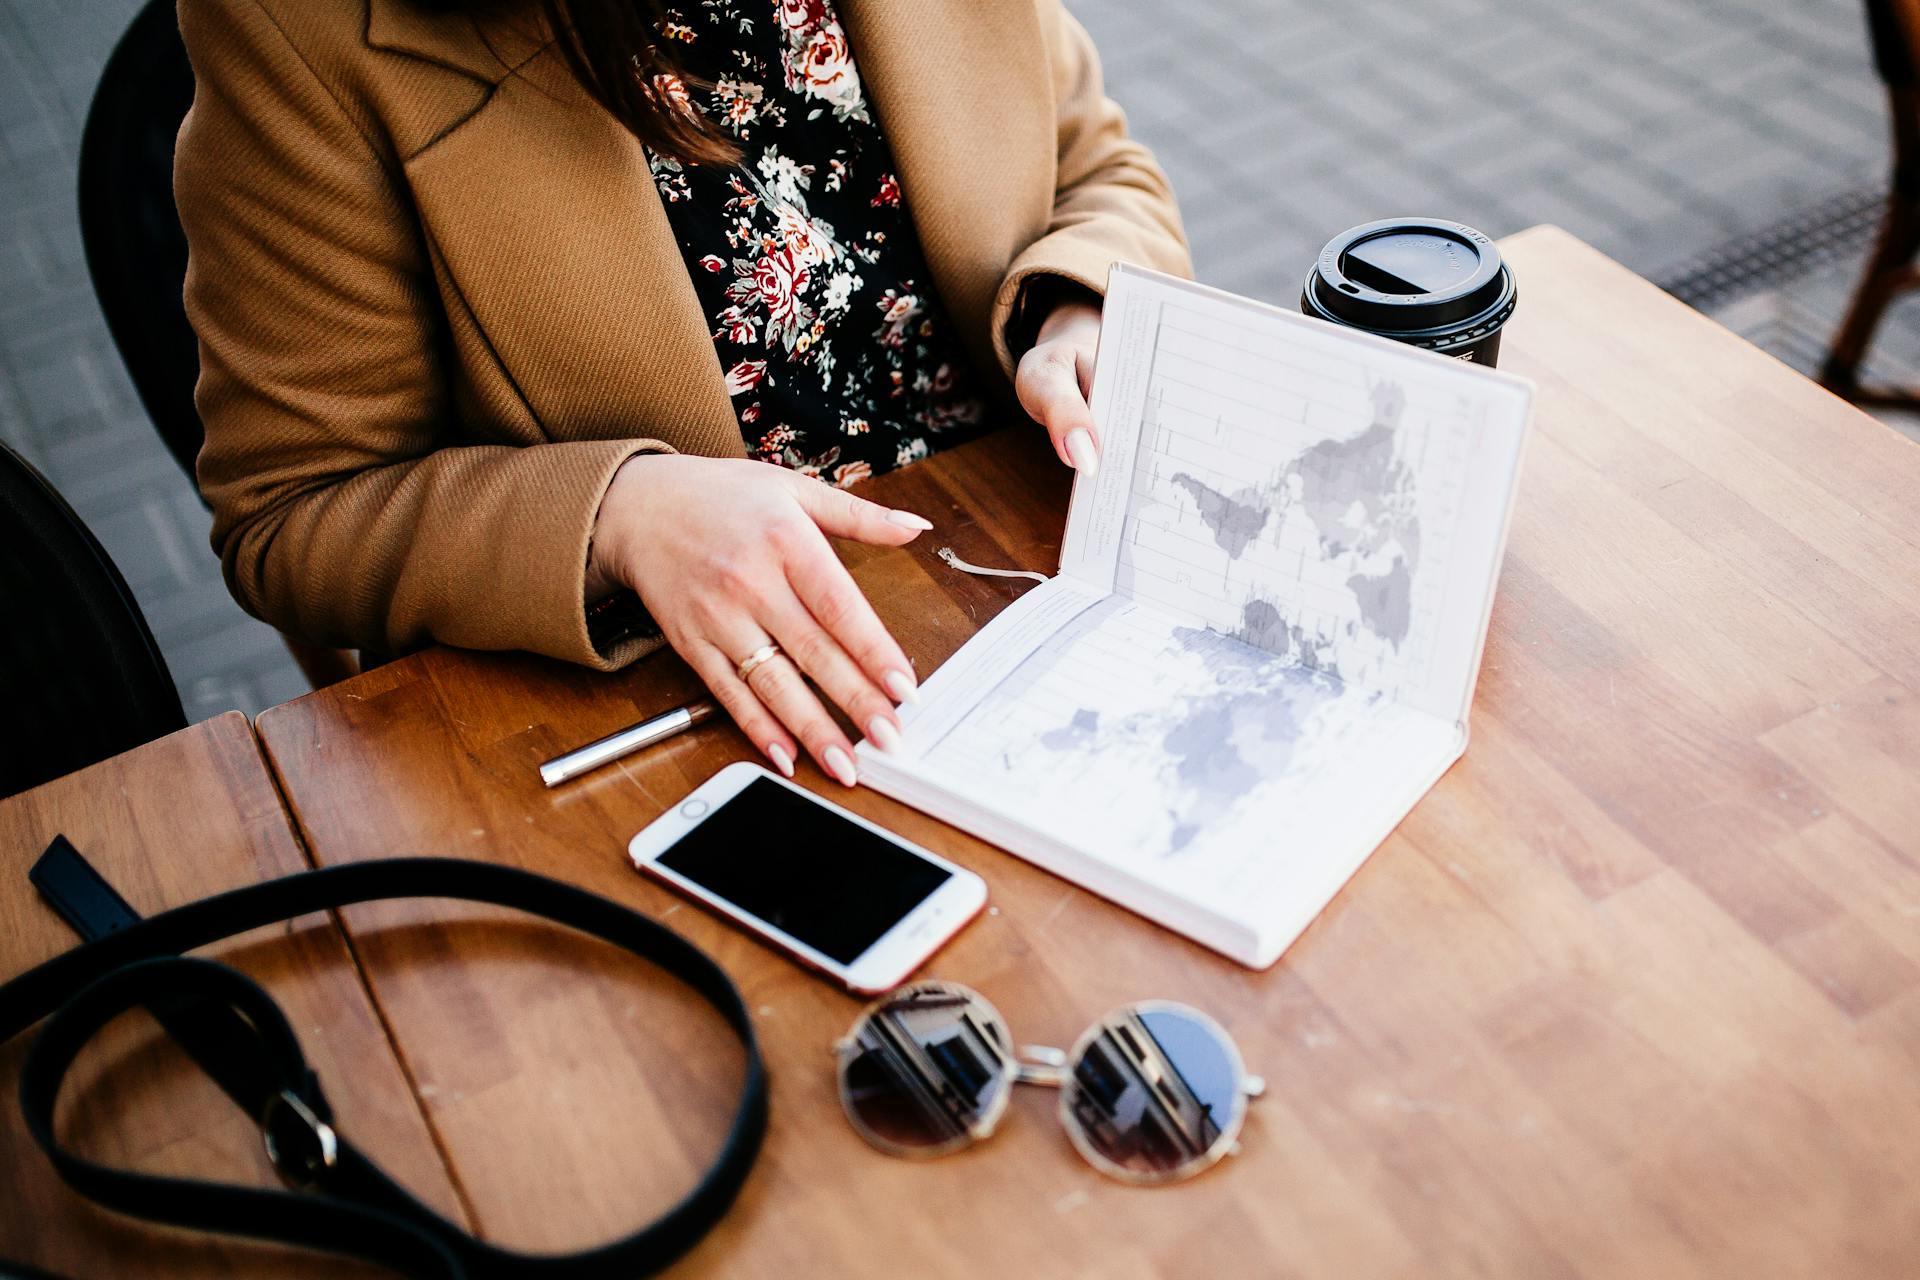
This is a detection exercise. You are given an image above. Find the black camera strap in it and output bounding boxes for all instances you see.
[2,842,768,1279]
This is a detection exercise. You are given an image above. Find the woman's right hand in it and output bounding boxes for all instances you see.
[585,454,931,786]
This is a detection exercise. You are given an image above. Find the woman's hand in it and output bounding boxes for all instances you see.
[587,455,930,786]
[1015,297,1103,476]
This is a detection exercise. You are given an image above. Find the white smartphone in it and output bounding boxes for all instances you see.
[627,762,988,994]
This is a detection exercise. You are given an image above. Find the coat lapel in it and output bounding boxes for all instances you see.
[369,1,740,456]
[401,51,743,456]
[838,0,1053,391]
[365,0,547,83]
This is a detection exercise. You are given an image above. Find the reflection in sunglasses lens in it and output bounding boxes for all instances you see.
[1064,1004,1240,1183]
[839,983,1014,1156]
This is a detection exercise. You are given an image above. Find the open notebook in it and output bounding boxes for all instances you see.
[856,265,1532,968]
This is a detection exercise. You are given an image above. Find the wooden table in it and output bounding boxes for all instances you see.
[0,713,464,1277]
[11,225,1915,1278]
[247,227,1920,1277]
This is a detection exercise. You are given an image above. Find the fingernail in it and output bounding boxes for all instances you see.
[865,716,902,753]
[1065,429,1099,477]
[883,670,920,705]
[887,509,934,531]
[767,743,795,778]
[823,745,858,787]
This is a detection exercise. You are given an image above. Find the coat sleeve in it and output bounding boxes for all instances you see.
[989,0,1192,376]
[177,0,667,670]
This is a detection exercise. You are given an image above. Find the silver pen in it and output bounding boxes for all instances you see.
[539,698,721,788]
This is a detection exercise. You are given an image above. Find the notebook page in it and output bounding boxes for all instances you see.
[1061,267,1530,723]
[891,591,1443,883]
[881,573,1108,756]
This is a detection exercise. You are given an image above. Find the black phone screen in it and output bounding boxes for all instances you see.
[657,777,954,965]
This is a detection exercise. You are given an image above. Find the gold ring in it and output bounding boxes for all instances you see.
[735,643,783,683]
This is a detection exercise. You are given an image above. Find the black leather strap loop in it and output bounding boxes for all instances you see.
[1,857,768,1279]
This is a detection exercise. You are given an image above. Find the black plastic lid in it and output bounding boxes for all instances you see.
[1304,219,1510,336]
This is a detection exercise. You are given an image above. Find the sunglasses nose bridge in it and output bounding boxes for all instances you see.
[1013,1044,1068,1088]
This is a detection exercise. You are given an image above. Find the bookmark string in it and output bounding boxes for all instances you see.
[935,547,1051,585]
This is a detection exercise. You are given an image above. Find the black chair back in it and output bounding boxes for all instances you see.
[77,0,202,482]
[0,444,187,799]
[1868,0,1919,87]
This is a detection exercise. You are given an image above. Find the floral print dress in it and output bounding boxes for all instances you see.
[647,0,987,487]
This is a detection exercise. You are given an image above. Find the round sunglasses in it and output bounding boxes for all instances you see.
[833,980,1265,1185]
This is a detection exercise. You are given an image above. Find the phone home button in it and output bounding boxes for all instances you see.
[679,799,710,819]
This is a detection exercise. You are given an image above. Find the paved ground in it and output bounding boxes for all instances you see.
[1079,0,1888,297]
[1,0,306,720]
[0,0,1908,721]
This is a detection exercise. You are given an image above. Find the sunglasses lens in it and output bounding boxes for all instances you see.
[836,981,1014,1158]
[1062,1002,1246,1184]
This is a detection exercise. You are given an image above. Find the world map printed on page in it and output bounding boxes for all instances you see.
[1104,296,1483,705]
[1165,379,1423,664]
[915,593,1414,866]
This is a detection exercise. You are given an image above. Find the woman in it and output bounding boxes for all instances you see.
[175,0,1188,785]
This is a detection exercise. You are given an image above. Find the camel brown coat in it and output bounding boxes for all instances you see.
[175,0,1190,668]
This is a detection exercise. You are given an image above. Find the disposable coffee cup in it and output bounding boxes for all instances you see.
[1301,218,1517,366]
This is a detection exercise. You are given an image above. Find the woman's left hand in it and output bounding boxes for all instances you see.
[1015,297,1104,476]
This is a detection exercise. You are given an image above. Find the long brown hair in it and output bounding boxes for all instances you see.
[434,0,741,167]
